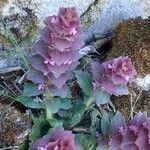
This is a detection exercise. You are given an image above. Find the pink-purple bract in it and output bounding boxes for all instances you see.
[30,128,78,150]
[92,56,137,96]
[27,7,84,98]
[97,112,150,150]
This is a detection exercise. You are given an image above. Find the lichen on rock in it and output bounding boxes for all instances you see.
[81,0,105,29]
[1,0,39,44]
[106,18,150,120]
[0,0,39,70]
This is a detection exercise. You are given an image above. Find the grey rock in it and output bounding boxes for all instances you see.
[84,0,150,42]
[0,59,17,69]
[81,0,105,29]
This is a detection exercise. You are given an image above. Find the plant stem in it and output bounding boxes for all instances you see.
[130,89,142,119]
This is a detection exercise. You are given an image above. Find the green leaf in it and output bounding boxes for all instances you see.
[58,98,72,110]
[78,56,90,69]
[45,97,72,114]
[75,133,98,150]
[90,108,100,134]
[17,95,44,109]
[29,115,49,143]
[23,83,43,96]
[49,118,63,128]
[74,70,93,96]
[84,95,94,108]
[63,99,86,128]
[96,143,109,150]
[95,90,110,105]
[18,138,29,150]
[101,113,111,138]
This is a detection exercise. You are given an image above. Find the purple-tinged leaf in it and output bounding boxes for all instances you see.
[135,129,149,150]
[50,49,81,66]
[129,112,148,127]
[113,84,129,96]
[52,36,73,51]
[34,39,49,58]
[27,68,48,83]
[95,89,111,105]
[111,111,126,134]
[47,73,69,89]
[47,61,79,78]
[40,27,52,44]
[47,84,71,98]
[30,54,48,73]
[92,62,104,83]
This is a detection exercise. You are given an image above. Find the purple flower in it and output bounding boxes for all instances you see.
[97,112,150,150]
[27,7,84,98]
[103,56,137,84]
[92,56,137,96]
[30,128,80,150]
[58,7,80,28]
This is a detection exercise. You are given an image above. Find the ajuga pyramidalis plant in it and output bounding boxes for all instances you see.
[92,56,137,96]
[97,111,150,150]
[27,7,84,98]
